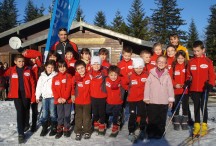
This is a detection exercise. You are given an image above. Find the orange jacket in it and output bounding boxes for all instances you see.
[4,66,36,102]
[72,74,91,105]
[187,55,215,92]
[105,77,123,105]
[52,72,73,104]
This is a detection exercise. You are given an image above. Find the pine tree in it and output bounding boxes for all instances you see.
[94,11,107,28]
[206,4,216,63]
[151,0,186,44]
[111,10,129,34]
[24,0,44,23]
[127,0,149,40]
[187,19,199,50]
[75,6,85,22]
[0,0,18,33]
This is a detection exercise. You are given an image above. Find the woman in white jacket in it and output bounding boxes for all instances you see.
[36,60,57,137]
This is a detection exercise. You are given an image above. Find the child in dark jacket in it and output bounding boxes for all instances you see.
[52,60,73,139]
[105,65,124,136]
[72,60,92,141]
[4,54,36,144]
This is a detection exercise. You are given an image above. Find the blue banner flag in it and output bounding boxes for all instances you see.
[44,0,80,62]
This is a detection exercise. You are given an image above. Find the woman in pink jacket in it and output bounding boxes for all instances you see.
[144,56,175,139]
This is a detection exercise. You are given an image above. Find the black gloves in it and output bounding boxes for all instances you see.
[204,81,213,92]
[183,80,191,89]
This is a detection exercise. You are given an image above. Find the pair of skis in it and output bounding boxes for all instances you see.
[179,128,215,146]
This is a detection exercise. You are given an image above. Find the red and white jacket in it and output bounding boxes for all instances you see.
[117,59,133,81]
[102,60,110,69]
[89,69,107,98]
[105,77,123,105]
[52,72,73,104]
[4,66,36,102]
[150,53,160,66]
[72,74,91,105]
[187,55,215,92]
[124,71,148,102]
[170,63,188,95]
[65,58,76,76]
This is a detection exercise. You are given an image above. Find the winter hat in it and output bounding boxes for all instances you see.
[132,57,145,68]
[91,56,101,65]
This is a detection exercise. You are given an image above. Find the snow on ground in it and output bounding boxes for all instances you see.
[0,101,216,146]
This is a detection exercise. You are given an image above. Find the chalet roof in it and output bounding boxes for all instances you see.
[0,15,154,48]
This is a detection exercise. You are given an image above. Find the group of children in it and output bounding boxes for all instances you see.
[1,29,215,144]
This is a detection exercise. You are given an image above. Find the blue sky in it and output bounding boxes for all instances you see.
[3,0,216,39]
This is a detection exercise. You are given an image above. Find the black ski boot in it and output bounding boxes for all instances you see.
[63,127,71,137]
[40,121,49,136]
[181,115,189,130]
[49,121,57,136]
[173,115,180,131]
[55,126,63,139]
[18,134,25,144]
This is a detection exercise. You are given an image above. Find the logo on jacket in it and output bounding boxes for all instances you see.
[106,82,111,87]
[174,71,180,75]
[200,64,208,69]
[151,61,156,65]
[55,81,60,85]
[190,65,197,70]
[62,79,66,83]
[131,80,138,85]
[78,83,83,87]
[12,73,18,78]
[128,65,133,69]
[57,50,62,54]
[24,72,30,76]
[141,78,147,82]
[182,69,186,73]
[70,63,74,67]
[85,80,90,84]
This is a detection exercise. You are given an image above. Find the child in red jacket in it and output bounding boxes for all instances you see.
[140,50,155,74]
[65,47,77,76]
[150,42,163,66]
[170,50,189,130]
[186,41,215,136]
[125,58,148,142]
[4,54,36,144]
[22,49,42,67]
[90,56,107,135]
[99,48,111,70]
[71,60,92,141]
[52,60,73,139]
[105,65,123,136]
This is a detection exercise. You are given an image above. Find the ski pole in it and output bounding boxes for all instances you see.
[163,84,189,137]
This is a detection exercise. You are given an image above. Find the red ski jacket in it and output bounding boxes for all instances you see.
[150,53,160,66]
[117,59,133,82]
[105,77,123,105]
[4,66,36,102]
[102,60,110,69]
[72,74,91,105]
[89,69,107,98]
[170,63,188,95]
[187,55,215,92]
[125,71,148,102]
[52,72,73,104]
[65,58,76,76]
[144,63,155,75]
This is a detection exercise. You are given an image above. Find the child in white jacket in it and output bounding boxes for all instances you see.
[36,60,57,137]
